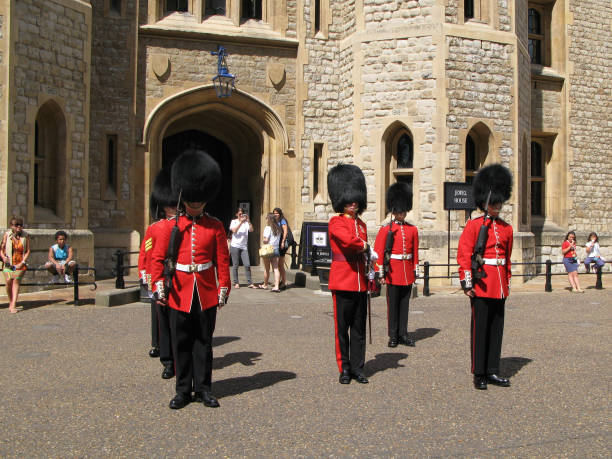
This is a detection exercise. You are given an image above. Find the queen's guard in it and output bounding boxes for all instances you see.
[138,169,176,379]
[151,149,231,409]
[457,164,513,390]
[374,182,419,348]
[327,164,377,385]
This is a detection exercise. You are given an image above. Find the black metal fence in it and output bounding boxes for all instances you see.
[112,243,301,290]
[0,265,97,306]
[112,246,607,297]
[420,260,607,296]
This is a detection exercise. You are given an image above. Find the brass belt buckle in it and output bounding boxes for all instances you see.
[496,259,502,265]
[189,264,197,272]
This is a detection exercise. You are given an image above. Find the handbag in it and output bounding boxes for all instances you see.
[568,257,578,264]
[283,224,295,250]
[259,244,274,257]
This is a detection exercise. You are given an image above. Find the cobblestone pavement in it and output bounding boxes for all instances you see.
[0,279,609,457]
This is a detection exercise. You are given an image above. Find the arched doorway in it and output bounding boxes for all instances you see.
[143,86,291,264]
[162,129,233,227]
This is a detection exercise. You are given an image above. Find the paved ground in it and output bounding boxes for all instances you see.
[0,274,610,457]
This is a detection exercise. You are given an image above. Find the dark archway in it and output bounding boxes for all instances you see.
[162,130,233,229]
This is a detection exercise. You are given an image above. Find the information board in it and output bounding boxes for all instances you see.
[298,221,331,266]
[443,182,475,210]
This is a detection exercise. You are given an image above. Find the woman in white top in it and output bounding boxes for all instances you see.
[584,232,605,273]
[260,213,281,292]
[229,207,255,289]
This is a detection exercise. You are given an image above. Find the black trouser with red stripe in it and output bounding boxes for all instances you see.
[386,284,412,340]
[156,302,173,368]
[150,298,159,348]
[332,290,367,374]
[470,297,505,375]
[170,292,217,394]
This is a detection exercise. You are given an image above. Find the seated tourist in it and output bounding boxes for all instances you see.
[45,231,76,283]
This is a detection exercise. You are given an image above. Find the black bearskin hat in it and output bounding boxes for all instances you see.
[150,168,176,219]
[386,182,413,214]
[171,149,221,203]
[473,163,513,210]
[327,163,367,214]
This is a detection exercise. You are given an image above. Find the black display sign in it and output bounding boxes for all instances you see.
[443,182,475,210]
[298,221,331,266]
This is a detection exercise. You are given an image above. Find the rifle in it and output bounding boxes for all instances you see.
[365,245,373,345]
[162,192,182,294]
[470,190,491,280]
[382,222,395,278]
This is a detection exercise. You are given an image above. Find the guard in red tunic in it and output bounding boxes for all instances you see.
[327,164,376,385]
[151,149,230,409]
[374,182,419,348]
[139,191,161,360]
[138,169,176,379]
[457,164,513,390]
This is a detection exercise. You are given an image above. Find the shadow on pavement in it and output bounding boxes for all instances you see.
[67,299,95,306]
[2,299,64,310]
[364,352,409,377]
[411,327,441,342]
[500,356,533,378]
[213,371,297,399]
[213,351,262,370]
[212,336,241,347]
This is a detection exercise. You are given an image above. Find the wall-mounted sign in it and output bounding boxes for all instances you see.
[443,182,475,210]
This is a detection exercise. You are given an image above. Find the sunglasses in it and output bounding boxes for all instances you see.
[12,223,23,227]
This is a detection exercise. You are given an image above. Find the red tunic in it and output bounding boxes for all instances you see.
[373,221,419,286]
[457,216,513,299]
[328,214,368,292]
[150,213,231,312]
[137,220,167,291]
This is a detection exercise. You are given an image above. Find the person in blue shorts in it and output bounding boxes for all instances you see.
[45,231,76,283]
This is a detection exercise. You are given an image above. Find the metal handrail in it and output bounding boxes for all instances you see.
[0,265,97,306]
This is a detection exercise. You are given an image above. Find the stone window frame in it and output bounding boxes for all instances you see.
[459,0,494,26]
[530,140,546,217]
[149,0,273,26]
[311,141,327,204]
[102,134,119,201]
[378,121,424,223]
[204,0,227,17]
[388,130,415,218]
[527,2,553,68]
[461,121,499,220]
[105,0,126,16]
[311,0,330,39]
[29,98,71,225]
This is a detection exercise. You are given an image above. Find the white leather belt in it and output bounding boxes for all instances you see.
[176,262,213,273]
[390,254,413,260]
[483,258,506,266]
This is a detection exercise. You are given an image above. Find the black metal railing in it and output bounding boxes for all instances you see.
[112,250,140,289]
[420,260,607,296]
[0,265,97,306]
[113,243,300,291]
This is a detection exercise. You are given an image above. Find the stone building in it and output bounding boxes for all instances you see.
[0,0,610,279]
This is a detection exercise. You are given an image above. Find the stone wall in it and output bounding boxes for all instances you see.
[11,0,90,227]
[445,0,459,24]
[567,0,612,232]
[531,81,563,132]
[0,8,7,226]
[364,0,434,30]
[88,0,137,229]
[360,35,437,228]
[497,0,511,32]
[300,0,352,222]
[445,37,515,222]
